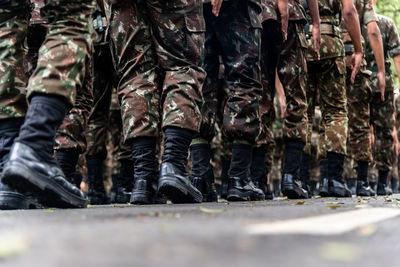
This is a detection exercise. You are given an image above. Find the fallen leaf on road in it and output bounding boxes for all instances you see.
[0,233,29,259]
[87,204,94,208]
[396,198,400,202]
[326,205,341,210]
[295,201,305,205]
[199,206,224,214]
[312,196,321,199]
[319,242,361,262]
[44,209,54,213]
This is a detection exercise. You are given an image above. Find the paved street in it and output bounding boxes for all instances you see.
[1,195,400,267]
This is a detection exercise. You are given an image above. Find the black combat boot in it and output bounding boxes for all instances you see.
[391,178,399,194]
[114,159,134,204]
[227,143,265,201]
[299,152,311,193]
[220,158,230,199]
[319,158,329,197]
[130,138,157,205]
[377,170,392,196]
[281,141,308,199]
[327,152,352,197]
[250,145,271,199]
[56,148,80,188]
[356,161,375,196]
[273,179,280,197]
[190,142,217,202]
[0,119,39,210]
[1,95,87,208]
[86,152,110,205]
[158,127,203,203]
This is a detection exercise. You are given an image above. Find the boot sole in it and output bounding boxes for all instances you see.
[227,188,264,202]
[2,161,87,208]
[158,176,202,204]
[281,184,308,199]
[130,191,153,205]
[0,191,29,210]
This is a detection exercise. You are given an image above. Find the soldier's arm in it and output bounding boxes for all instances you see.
[277,0,288,40]
[306,0,320,60]
[275,70,286,119]
[211,0,223,16]
[367,21,385,100]
[364,0,385,100]
[341,0,363,83]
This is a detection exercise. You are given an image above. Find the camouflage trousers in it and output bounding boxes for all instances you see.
[0,0,96,136]
[24,21,94,154]
[370,90,395,171]
[260,20,308,144]
[85,42,131,161]
[200,1,262,143]
[0,1,29,119]
[109,0,205,143]
[346,66,373,162]
[305,57,347,157]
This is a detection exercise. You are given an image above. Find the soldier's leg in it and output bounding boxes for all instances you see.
[207,1,264,202]
[146,0,206,203]
[56,55,94,187]
[347,69,373,196]
[371,91,395,195]
[2,0,96,209]
[300,61,317,196]
[276,22,309,199]
[189,7,222,202]
[83,41,113,205]
[0,2,30,209]
[312,58,352,197]
[109,1,160,205]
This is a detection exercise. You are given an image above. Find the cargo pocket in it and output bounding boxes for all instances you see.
[184,10,206,64]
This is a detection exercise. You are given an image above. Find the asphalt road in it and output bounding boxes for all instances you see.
[1,195,400,267]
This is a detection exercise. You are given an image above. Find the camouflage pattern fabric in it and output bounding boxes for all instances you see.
[343,0,377,163]
[109,0,205,143]
[86,41,113,156]
[261,19,308,143]
[370,91,395,171]
[200,1,262,143]
[346,68,373,162]
[27,0,97,105]
[0,0,30,119]
[306,58,347,157]
[366,14,400,171]
[366,14,400,93]
[25,0,95,153]
[304,0,347,159]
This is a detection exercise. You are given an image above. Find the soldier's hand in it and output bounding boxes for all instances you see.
[377,71,386,101]
[350,52,362,84]
[277,0,288,40]
[211,0,223,17]
[311,23,321,60]
[278,92,286,119]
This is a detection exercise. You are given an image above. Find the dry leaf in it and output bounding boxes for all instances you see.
[326,205,341,210]
[296,201,305,205]
[199,206,224,214]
